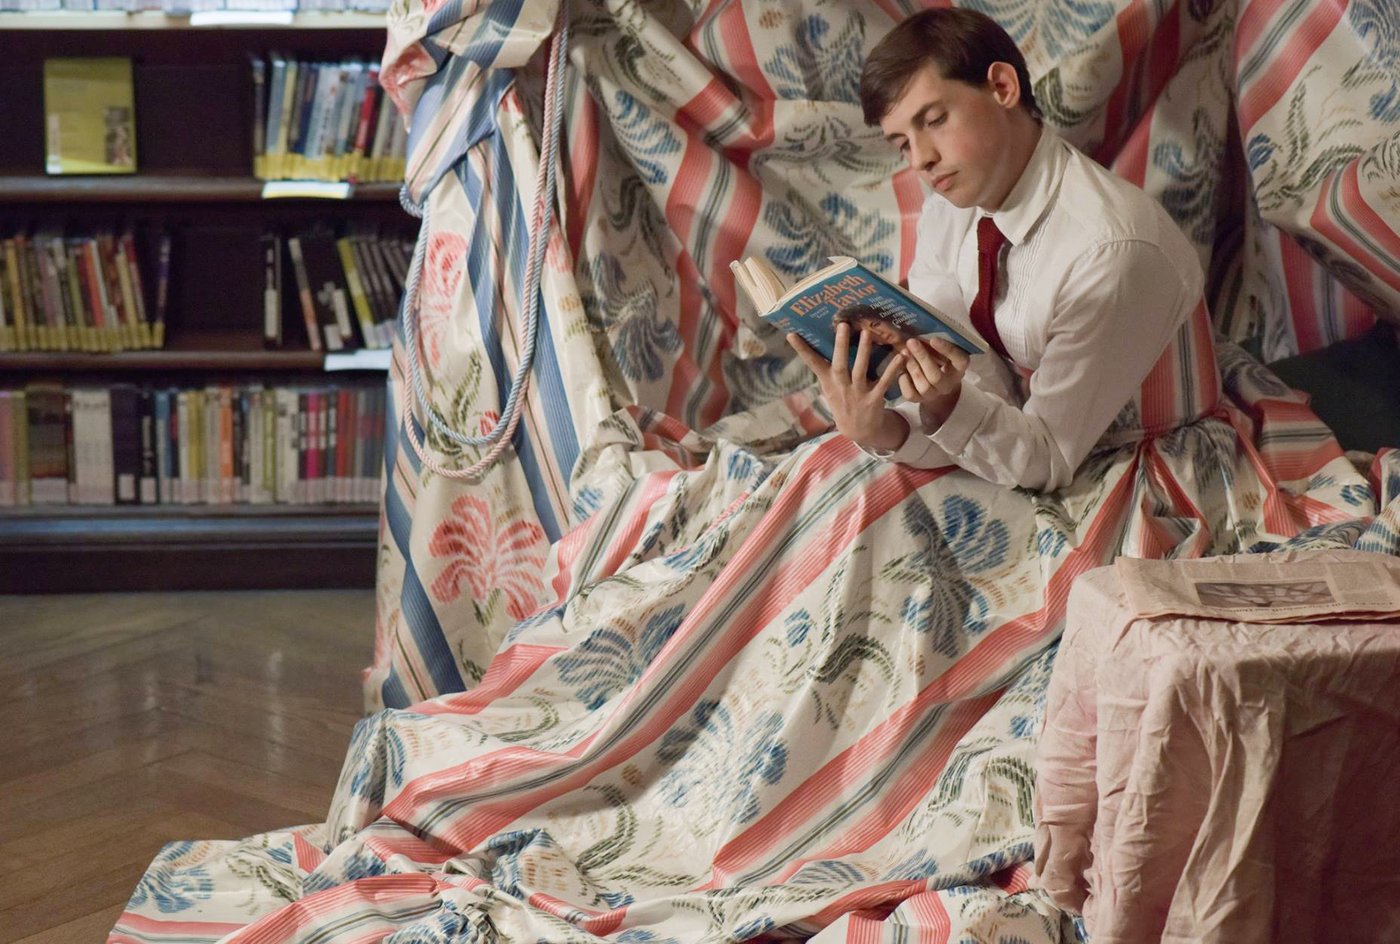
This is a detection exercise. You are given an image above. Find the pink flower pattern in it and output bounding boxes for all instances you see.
[429,495,548,620]
[419,231,467,369]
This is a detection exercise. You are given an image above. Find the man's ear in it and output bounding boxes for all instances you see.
[986,61,1022,109]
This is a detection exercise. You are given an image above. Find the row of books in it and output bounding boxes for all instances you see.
[2,2,388,11]
[1,230,168,353]
[0,382,386,507]
[252,56,406,183]
[269,230,409,352]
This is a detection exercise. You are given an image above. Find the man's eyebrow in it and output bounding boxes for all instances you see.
[884,101,943,142]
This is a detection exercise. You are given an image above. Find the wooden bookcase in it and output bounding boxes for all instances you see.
[0,13,406,593]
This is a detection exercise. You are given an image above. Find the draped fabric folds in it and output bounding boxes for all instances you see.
[112,2,1400,943]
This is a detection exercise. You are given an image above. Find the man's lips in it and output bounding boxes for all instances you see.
[931,172,956,192]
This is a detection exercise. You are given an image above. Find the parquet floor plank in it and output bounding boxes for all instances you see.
[0,590,373,944]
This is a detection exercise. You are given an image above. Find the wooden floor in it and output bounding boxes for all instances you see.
[0,590,375,944]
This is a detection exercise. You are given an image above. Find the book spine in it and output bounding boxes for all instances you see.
[285,237,323,353]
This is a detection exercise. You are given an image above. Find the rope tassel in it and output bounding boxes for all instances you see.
[398,1,570,480]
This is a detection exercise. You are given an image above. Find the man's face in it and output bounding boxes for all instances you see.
[878,62,1023,211]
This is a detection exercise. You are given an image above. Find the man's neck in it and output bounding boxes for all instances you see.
[983,119,1043,213]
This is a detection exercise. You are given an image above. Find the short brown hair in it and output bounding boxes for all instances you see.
[859,8,1041,126]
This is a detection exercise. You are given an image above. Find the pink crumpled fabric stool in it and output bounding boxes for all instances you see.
[1033,550,1400,944]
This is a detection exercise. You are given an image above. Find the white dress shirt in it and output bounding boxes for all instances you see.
[875,128,1205,491]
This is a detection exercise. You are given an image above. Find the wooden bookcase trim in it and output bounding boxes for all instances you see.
[0,11,386,30]
[0,175,400,203]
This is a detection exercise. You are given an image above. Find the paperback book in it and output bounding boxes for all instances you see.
[43,57,137,175]
[731,255,983,399]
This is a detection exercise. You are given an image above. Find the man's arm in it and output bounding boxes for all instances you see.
[900,240,1195,490]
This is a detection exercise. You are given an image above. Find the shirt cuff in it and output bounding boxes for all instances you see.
[888,402,956,468]
[856,407,913,460]
[930,380,997,456]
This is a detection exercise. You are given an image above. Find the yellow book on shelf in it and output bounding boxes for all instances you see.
[43,57,137,176]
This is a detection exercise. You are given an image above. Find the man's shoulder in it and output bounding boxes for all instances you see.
[1048,147,1197,267]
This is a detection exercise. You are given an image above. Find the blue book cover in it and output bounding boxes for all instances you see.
[732,255,984,400]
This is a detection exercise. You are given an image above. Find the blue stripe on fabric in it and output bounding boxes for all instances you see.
[455,142,567,541]
[408,58,515,203]
[380,374,466,706]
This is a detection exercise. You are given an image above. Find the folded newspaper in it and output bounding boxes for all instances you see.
[1116,550,1400,623]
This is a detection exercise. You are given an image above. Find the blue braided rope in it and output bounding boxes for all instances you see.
[398,0,569,456]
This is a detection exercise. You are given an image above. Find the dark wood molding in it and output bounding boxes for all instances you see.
[0,505,378,592]
[0,175,401,203]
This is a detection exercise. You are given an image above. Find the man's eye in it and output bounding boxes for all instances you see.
[927,114,947,127]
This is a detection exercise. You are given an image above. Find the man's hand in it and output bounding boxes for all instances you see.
[898,337,970,432]
[787,323,909,452]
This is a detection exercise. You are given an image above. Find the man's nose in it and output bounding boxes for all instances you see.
[907,134,939,171]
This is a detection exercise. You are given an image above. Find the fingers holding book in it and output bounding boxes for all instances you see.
[787,325,907,448]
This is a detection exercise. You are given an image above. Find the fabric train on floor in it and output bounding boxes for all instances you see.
[113,1,1400,942]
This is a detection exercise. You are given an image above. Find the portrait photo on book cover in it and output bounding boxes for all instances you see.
[104,107,134,167]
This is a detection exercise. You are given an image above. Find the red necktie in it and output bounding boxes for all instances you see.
[970,216,1009,360]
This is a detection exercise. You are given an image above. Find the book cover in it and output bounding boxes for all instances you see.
[43,57,137,175]
[732,255,984,400]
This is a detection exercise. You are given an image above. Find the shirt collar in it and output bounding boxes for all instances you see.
[989,127,1066,246]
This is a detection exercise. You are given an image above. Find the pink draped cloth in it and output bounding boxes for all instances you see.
[1034,551,1400,943]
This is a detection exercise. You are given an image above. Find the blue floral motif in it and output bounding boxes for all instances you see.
[347,713,410,803]
[785,609,814,647]
[1246,133,1277,171]
[726,450,766,487]
[939,496,1011,573]
[734,915,777,941]
[1339,483,1371,507]
[573,486,605,521]
[614,310,684,381]
[765,14,866,103]
[1036,527,1068,557]
[610,90,681,185]
[1009,714,1038,739]
[886,848,940,881]
[763,193,895,279]
[1346,0,1400,120]
[586,253,682,383]
[556,605,685,709]
[304,847,387,894]
[126,842,215,914]
[964,0,1115,60]
[657,701,788,824]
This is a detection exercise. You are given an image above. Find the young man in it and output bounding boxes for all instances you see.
[787,8,1214,492]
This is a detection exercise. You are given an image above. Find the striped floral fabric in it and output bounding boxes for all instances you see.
[113,2,1400,943]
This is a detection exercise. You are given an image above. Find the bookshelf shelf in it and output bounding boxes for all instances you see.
[0,502,377,593]
[0,11,386,31]
[0,16,401,592]
[0,175,400,203]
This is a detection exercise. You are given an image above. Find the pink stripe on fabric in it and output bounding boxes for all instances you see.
[565,94,598,261]
[706,692,997,886]
[293,833,327,872]
[1233,0,1284,67]
[420,644,567,715]
[905,889,953,942]
[111,913,246,935]
[361,828,455,865]
[810,879,924,927]
[228,874,438,944]
[1110,100,1152,188]
[707,469,1154,881]
[893,167,926,284]
[1286,491,1362,527]
[1314,164,1400,292]
[1236,0,1347,127]
[418,441,934,848]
